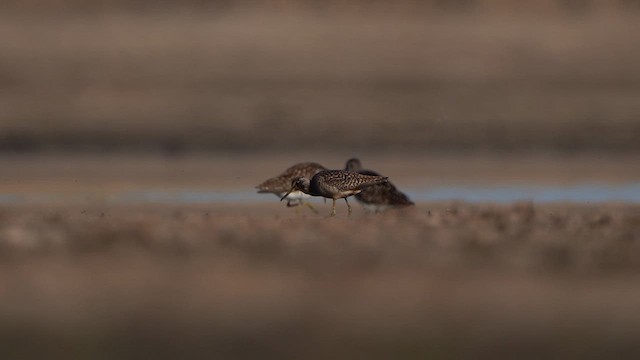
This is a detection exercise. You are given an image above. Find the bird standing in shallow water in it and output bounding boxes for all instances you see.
[345,158,414,213]
[281,170,388,217]
[256,162,327,213]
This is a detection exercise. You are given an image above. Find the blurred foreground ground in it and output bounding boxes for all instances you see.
[1,201,640,359]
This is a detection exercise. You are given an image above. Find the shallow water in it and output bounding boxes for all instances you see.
[409,183,640,203]
[2,183,640,205]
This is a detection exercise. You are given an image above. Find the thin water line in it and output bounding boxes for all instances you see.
[1,183,640,204]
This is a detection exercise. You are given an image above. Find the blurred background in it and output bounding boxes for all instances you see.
[1,0,639,155]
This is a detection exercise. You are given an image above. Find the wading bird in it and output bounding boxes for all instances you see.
[281,170,388,216]
[344,158,414,213]
[256,162,327,213]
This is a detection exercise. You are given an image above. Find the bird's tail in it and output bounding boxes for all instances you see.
[357,175,389,189]
[387,188,415,206]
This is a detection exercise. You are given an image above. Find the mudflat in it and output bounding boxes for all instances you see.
[1,197,639,358]
[1,152,639,195]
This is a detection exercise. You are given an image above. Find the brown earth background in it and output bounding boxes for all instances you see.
[1,0,639,153]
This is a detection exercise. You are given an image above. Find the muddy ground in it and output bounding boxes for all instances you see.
[1,150,639,360]
[0,153,638,358]
[0,201,639,359]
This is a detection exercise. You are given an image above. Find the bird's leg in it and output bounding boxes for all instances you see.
[286,200,301,208]
[304,201,319,214]
[330,198,336,217]
[345,197,352,216]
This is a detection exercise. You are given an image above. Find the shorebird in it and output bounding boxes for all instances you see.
[256,162,327,212]
[344,158,414,213]
[281,170,388,217]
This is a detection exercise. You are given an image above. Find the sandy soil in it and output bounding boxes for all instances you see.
[0,202,639,359]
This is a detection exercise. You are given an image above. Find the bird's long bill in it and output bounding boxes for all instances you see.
[280,187,294,201]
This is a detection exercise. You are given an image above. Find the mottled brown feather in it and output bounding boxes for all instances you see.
[344,158,414,209]
[308,170,388,199]
[256,162,326,194]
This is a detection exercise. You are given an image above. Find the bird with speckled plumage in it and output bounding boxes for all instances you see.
[256,162,327,212]
[345,158,414,213]
[281,170,388,216]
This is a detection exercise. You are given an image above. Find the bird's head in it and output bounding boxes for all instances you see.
[280,177,310,201]
[345,158,362,172]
